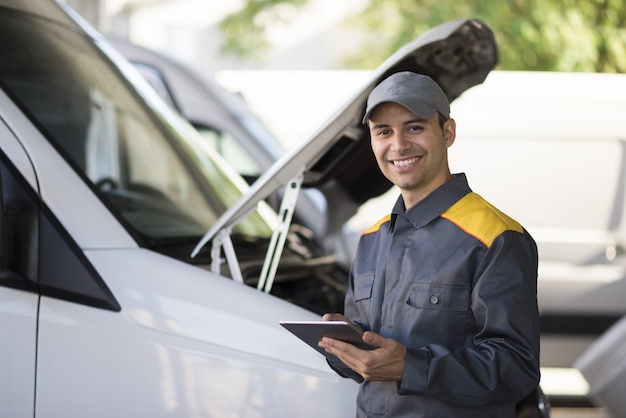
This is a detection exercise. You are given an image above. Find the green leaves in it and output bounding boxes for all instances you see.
[218,0,626,72]
[218,0,308,60]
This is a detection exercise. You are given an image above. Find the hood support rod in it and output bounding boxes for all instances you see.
[210,227,244,283]
[257,172,303,293]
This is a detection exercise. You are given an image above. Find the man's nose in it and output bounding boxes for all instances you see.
[390,132,410,152]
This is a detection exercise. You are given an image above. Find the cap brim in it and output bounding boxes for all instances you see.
[362,97,437,124]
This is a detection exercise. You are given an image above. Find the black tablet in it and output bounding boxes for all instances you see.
[280,320,374,362]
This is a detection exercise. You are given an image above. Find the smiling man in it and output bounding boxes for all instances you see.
[320,72,541,417]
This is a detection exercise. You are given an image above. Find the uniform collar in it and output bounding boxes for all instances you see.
[391,173,472,230]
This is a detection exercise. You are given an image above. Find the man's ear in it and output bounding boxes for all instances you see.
[443,118,456,147]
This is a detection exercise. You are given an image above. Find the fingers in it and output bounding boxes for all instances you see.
[364,332,407,360]
[318,336,364,367]
[322,313,348,322]
[320,332,407,382]
[362,331,394,349]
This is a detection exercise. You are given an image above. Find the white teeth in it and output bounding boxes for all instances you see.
[393,157,419,167]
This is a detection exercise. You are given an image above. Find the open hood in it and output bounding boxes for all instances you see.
[194,18,498,259]
[194,19,497,256]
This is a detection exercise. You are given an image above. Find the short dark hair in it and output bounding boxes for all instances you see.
[437,112,448,128]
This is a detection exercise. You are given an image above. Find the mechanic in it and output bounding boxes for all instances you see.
[319,71,541,417]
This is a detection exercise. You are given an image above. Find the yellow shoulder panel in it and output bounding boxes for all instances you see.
[362,214,392,236]
[440,193,523,248]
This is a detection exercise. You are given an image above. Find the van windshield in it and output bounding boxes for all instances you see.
[0,6,274,242]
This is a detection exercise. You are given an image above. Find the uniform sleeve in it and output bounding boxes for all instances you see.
[398,230,541,406]
[325,266,366,383]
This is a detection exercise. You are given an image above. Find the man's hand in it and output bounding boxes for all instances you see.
[320,313,406,381]
[321,313,349,322]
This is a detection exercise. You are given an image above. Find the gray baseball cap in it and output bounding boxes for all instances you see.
[362,71,450,124]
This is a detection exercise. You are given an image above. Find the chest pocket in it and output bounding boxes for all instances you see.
[353,274,375,302]
[406,282,469,312]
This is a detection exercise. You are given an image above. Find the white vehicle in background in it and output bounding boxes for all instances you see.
[444,71,626,376]
[0,1,506,416]
[576,313,626,416]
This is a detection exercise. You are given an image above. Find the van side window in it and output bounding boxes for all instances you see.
[0,150,120,311]
[0,151,38,292]
[38,206,121,312]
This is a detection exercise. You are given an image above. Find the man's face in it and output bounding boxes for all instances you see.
[368,102,456,208]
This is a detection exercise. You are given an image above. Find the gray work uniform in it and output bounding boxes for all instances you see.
[330,174,540,417]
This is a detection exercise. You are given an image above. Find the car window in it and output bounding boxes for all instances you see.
[0,8,273,242]
[0,150,38,291]
[131,61,265,179]
[194,124,262,179]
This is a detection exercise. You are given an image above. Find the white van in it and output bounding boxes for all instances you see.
[446,71,626,369]
[0,2,504,417]
[0,1,358,416]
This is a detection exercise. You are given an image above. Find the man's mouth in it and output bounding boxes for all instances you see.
[392,157,420,167]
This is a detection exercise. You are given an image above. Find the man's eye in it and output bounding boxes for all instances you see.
[408,125,423,132]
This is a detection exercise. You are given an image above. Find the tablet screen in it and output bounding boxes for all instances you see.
[280,320,374,361]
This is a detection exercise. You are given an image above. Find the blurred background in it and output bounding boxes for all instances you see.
[63,0,626,72]
[61,0,626,147]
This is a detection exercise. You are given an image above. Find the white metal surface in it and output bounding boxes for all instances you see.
[0,287,38,418]
[576,315,626,416]
[35,248,357,417]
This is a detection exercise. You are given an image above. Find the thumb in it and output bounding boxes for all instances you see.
[363,332,406,358]
[362,331,386,347]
